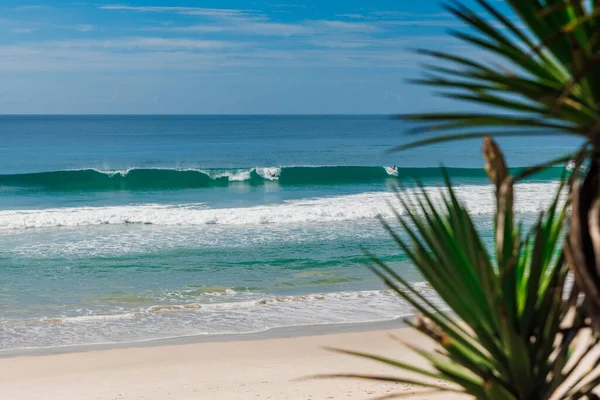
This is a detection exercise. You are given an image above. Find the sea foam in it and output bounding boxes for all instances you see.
[0,288,437,350]
[0,182,561,230]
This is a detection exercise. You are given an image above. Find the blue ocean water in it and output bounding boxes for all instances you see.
[0,115,579,350]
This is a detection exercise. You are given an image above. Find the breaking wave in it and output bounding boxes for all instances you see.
[0,165,566,191]
[0,182,562,230]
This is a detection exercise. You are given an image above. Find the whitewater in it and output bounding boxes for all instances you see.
[0,182,561,230]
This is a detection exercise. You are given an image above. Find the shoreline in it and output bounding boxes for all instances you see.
[0,322,465,400]
[0,316,408,359]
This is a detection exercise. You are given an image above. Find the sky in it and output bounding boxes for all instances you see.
[0,0,500,114]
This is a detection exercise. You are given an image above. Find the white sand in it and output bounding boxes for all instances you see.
[0,327,467,399]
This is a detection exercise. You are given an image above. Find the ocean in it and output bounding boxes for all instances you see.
[0,115,580,351]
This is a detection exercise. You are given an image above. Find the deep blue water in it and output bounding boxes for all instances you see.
[0,115,579,350]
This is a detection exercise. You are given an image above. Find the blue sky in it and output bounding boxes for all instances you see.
[0,0,498,114]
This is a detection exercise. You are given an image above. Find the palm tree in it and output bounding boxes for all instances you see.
[320,139,598,398]
[317,1,600,398]
[399,0,600,327]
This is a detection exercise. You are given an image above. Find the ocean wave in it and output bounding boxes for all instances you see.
[0,165,566,191]
[0,287,441,350]
[0,183,562,230]
[37,289,408,326]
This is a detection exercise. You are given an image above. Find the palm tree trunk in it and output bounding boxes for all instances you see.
[568,157,600,332]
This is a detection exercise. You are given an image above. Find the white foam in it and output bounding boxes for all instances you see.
[384,166,399,176]
[43,313,139,324]
[1,288,426,350]
[7,283,452,351]
[89,168,132,177]
[206,169,253,182]
[0,183,561,230]
[255,167,281,180]
[90,167,281,182]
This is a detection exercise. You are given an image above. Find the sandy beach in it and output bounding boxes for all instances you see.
[0,325,465,400]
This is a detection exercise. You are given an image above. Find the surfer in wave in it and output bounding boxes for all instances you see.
[385,165,398,176]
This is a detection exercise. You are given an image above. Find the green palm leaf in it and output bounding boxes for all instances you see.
[392,0,600,341]
[318,1,600,397]
[321,138,595,399]
[395,0,600,145]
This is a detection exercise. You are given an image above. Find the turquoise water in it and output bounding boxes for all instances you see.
[0,115,579,350]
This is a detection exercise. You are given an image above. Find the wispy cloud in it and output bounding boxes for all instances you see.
[0,17,40,34]
[382,20,463,27]
[40,37,243,50]
[237,21,310,35]
[142,25,227,33]
[0,3,469,73]
[11,27,37,34]
[142,19,382,37]
[14,5,50,11]
[101,4,384,38]
[311,35,456,49]
[143,22,313,36]
[52,24,98,33]
[312,40,370,48]
[0,38,432,72]
[317,20,381,32]
[99,5,254,19]
[335,14,365,19]
[369,11,410,18]
[74,24,95,32]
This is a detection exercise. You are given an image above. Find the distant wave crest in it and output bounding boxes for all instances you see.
[0,165,566,191]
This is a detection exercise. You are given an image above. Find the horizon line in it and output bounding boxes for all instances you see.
[0,113,396,117]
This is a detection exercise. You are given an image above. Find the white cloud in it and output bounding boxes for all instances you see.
[74,24,95,32]
[125,37,240,50]
[103,4,385,38]
[366,11,457,25]
[317,20,381,32]
[143,25,228,33]
[382,20,463,27]
[335,14,365,19]
[12,37,243,51]
[0,4,468,72]
[311,35,456,49]
[0,39,427,72]
[14,5,49,11]
[144,22,312,36]
[138,18,381,38]
[99,5,253,19]
[369,11,410,18]
[313,40,370,48]
[223,21,311,35]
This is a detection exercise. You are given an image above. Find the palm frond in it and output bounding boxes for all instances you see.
[322,138,595,398]
[394,0,600,149]
[392,0,600,338]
